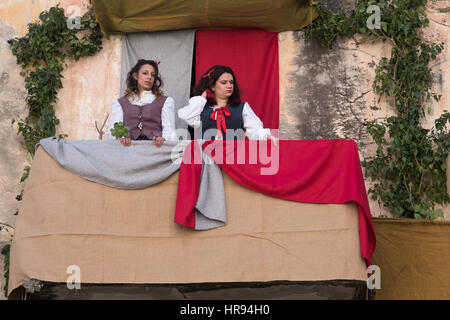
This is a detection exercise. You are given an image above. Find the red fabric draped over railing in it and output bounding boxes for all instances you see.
[175,140,376,266]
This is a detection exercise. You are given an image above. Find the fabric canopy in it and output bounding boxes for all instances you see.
[175,139,376,266]
[92,0,319,38]
[195,29,279,129]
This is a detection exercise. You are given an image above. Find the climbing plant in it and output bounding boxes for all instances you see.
[2,4,103,297]
[304,0,449,219]
[8,5,103,155]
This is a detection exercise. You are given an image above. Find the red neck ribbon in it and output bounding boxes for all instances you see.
[210,106,231,139]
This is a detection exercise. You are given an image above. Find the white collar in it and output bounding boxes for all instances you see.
[130,90,155,104]
[141,90,154,96]
[211,105,228,110]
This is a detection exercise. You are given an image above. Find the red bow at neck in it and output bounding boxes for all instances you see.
[210,106,231,140]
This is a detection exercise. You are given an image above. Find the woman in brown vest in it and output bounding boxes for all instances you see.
[107,59,177,147]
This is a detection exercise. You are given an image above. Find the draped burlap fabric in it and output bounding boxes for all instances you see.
[8,146,366,296]
[371,218,450,300]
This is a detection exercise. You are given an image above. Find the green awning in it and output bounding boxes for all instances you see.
[92,0,319,38]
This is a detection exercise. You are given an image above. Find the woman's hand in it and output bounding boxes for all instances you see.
[201,90,208,99]
[153,136,165,148]
[266,135,278,147]
[119,137,131,147]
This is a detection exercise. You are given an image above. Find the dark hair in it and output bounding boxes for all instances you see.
[124,59,163,99]
[193,65,241,107]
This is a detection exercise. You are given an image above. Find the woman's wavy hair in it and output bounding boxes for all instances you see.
[124,59,164,99]
[193,65,241,107]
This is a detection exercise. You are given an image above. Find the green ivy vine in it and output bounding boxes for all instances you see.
[8,5,103,155]
[304,0,449,219]
[2,4,103,298]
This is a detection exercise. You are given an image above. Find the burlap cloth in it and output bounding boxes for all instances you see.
[8,147,366,296]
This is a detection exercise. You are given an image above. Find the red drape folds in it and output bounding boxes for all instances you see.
[195,29,279,129]
[174,140,376,266]
[174,141,202,228]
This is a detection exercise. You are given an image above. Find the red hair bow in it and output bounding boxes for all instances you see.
[156,61,161,65]
[203,68,215,80]
[211,106,231,140]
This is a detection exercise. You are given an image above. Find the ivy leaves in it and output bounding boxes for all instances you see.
[8,5,103,156]
[363,114,449,219]
[4,4,103,297]
[63,7,103,61]
[8,6,102,68]
[305,1,449,219]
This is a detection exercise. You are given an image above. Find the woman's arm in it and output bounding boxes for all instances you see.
[242,102,272,140]
[107,99,124,140]
[177,95,207,127]
[161,96,177,140]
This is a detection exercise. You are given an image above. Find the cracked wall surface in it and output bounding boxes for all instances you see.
[279,0,450,219]
[0,0,121,300]
[0,0,121,234]
[0,0,449,299]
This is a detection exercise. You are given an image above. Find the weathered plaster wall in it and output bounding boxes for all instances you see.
[0,0,121,299]
[0,0,449,299]
[423,0,450,218]
[0,0,66,300]
[278,0,450,219]
[0,0,121,222]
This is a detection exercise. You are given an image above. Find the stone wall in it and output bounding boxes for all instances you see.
[0,0,449,299]
[279,0,450,218]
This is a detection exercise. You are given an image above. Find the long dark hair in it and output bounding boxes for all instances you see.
[193,65,241,107]
[124,59,164,99]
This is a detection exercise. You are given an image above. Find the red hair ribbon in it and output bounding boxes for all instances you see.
[156,61,161,65]
[203,68,215,80]
[210,106,230,140]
